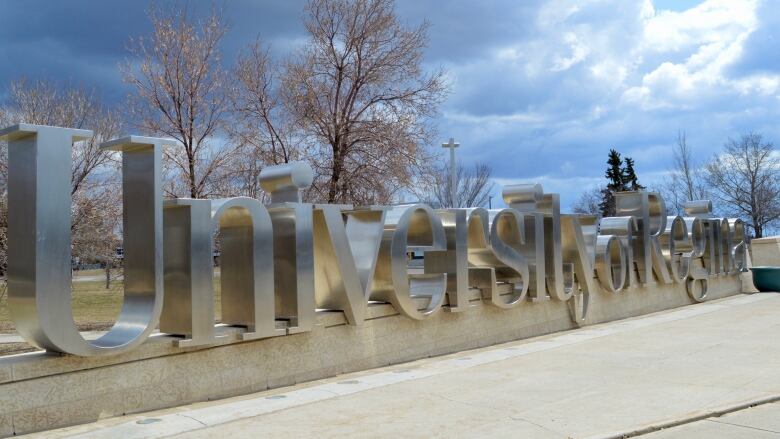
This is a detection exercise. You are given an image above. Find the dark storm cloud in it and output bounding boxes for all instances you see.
[0,1,148,101]
[394,1,542,63]
[0,0,776,209]
[0,0,307,102]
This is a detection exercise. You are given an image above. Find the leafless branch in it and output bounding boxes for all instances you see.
[420,161,494,208]
[281,0,449,204]
[122,4,231,198]
[705,132,780,238]
[0,78,124,276]
[659,130,709,215]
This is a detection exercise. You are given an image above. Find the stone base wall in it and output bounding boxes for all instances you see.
[0,276,745,437]
[750,237,780,266]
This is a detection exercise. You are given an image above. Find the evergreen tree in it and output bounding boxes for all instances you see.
[604,149,627,190]
[598,150,646,217]
[599,149,626,217]
[623,157,644,191]
[598,186,615,218]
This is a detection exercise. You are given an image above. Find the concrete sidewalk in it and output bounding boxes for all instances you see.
[23,293,780,439]
[644,402,780,438]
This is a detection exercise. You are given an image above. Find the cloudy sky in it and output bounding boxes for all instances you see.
[0,0,777,209]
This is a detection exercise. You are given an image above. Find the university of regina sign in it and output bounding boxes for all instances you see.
[0,123,747,357]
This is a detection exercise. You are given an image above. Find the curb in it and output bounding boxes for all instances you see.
[592,394,780,438]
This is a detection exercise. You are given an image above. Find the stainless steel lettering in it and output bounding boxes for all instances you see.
[2,122,746,357]
[2,127,166,356]
[369,205,447,320]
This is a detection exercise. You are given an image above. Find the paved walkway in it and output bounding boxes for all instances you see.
[644,402,780,438]
[22,293,780,439]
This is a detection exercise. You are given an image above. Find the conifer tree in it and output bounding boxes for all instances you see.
[604,149,626,190]
[623,157,644,191]
[599,149,626,217]
[598,150,645,217]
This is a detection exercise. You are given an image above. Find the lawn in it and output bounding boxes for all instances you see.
[0,280,125,332]
[0,271,224,333]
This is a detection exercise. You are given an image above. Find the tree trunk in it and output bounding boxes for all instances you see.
[328,142,342,203]
[189,156,198,198]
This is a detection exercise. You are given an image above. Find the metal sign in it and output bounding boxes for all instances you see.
[0,124,747,357]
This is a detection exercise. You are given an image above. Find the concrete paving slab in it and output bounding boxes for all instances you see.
[20,293,780,439]
[717,402,780,433]
[643,402,780,438]
[646,421,778,439]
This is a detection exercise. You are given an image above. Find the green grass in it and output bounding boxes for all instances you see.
[0,280,125,332]
[73,268,109,278]
[0,275,224,333]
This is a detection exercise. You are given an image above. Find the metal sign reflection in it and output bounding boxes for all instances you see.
[1,124,749,357]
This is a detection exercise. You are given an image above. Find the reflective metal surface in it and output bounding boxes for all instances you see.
[258,161,316,333]
[701,218,722,275]
[424,207,531,310]
[681,215,710,302]
[727,218,747,272]
[502,184,547,302]
[594,234,626,292]
[539,193,575,302]
[2,126,168,355]
[161,199,228,347]
[258,161,314,203]
[100,136,168,352]
[719,219,733,273]
[560,214,598,323]
[484,208,530,308]
[615,191,671,284]
[424,209,475,312]
[660,216,691,283]
[212,197,287,339]
[644,192,673,285]
[369,204,448,320]
[687,269,709,302]
[681,216,706,259]
[600,216,639,288]
[267,202,315,334]
[1,122,747,357]
[313,205,386,324]
[683,200,713,218]
[501,183,543,208]
[3,124,91,354]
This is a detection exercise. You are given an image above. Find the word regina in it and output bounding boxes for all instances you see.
[0,124,748,357]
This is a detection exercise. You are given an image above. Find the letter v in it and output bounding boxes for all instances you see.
[313,205,387,325]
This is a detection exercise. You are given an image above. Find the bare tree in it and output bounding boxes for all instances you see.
[0,196,6,279]
[662,130,709,215]
[572,186,602,215]
[283,0,448,204]
[0,106,8,183]
[0,108,7,278]
[705,132,780,238]
[424,162,493,208]
[123,5,231,198]
[0,78,123,278]
[5,78,122,197]
[71,187,123,288]
[227,40,304,199]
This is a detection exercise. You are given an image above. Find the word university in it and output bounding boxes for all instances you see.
[1,124,747,357]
